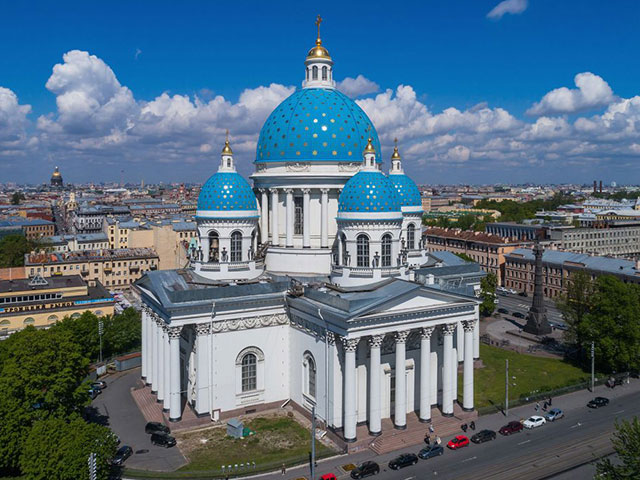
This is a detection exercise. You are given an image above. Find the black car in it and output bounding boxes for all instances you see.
[587,396,609,408]
[471,429,496,444]
[145,421,170,435]
[518,291,528,297]
[497,308,509,314]
[513,312,525,319]
[388,453,418,470]
[112,445,132,466]
[350,461,380,478]
[150,433,176,448]
[418,444,444,459]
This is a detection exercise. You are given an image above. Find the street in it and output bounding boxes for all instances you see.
[496,292,565,328]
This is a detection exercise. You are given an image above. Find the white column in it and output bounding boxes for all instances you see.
[260,189,269,244]
[473,317,480,359]
[141,308,148,380]
[154,319,163,396]
[442,323,456,416]
[368,335,384,436]
[337,236,343,266]
[394,331,409,429]
[285,189,294,247]
[163,327,171,411]
[302,188,311,248]
[195,324,211,415]
[270,189,279,246]
[419,326,434,422]
[169,326,182,421]
[343,337,359,442]
[463,320,475,411]
[157,324,165,402]
[321,188,329,248]
[201,236,210,263]
[147,313,155,387]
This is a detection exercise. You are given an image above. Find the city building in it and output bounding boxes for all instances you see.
[0,274,114,336]
[25,247,159,290]
[548,224,640,258]
[504,248,640,298]
[485,222,546,241]
[50,166,63,188]
[423,227,528,285]
[0,218,56,240]
[43,233,110,252]
[136,24,479,450]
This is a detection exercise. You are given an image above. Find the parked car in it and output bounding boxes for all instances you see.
[321,475,337,480]
[88,388,100,400]
[388,453,418,470]
[587,397,609,408]
[145,422,170,435]
[350,461,380,478]
[447,435,470,450]
[92,380,107,390]
[513,312,525,319]
[523,416,546,429]
[150,433,176,448]
[545,408,564,421]
[509,289,517,294]
[497,308,509,314]
[518,291,528,297]
[499,421,524,436]
[471,429,496,444]
[112,445,132,466]
[418,444,444,459]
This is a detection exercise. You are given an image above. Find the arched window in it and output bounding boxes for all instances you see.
[304,353,316,399]
[23,317,35,325]
[0,319,10,326]
[47,314,58,324]
[341,234,348,266]
[312,65,318,80]
[241,353,257,392]
[407,224,416,250]
[356,234,370,267]
[230,231,242,262]
[381,234,392,267]
[322,66,328,80]
[209,231,219,262]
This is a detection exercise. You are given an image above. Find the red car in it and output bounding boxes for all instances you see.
[499,421,524,436]
[447,435,470,449]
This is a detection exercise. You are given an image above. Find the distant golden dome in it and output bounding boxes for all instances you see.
[221,139,233,156]
[52,166,61,177]
[364,137,376,155]
[391,138,401,160]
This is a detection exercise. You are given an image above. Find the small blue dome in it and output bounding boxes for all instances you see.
[197,172,257,213]
[389,174,422,208]
[256,88,381,163]
[338,171,401,214]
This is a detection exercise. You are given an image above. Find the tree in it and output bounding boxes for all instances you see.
[0,234,36,267]
[595,417,640,478]
[20,416,117,480]
[453,252,474,263]
[0,327,89,474]
[11,191,25,205]
[456,214,476,231]
[479,272,498,317]
[557,270,595,347]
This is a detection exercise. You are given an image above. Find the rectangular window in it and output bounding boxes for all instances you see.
[294,196,303,235]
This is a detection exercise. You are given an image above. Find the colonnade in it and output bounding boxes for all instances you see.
[339,320,476,443]
[141,307,183,422]
[259,188,331,248]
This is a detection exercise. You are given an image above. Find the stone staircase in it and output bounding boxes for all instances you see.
[368,405,477,455]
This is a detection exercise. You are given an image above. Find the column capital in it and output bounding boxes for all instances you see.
[301,188,311,194]
[326,331,336,345]
[462,320,477,333]
[195,324,210,336]
[394,330,410,344]
[320,188,330,194]
[154,315,164,328]
[283,188,294,194]
[342,337,359,352]
[168,326,182,340]
[368,334,385,349]
[257,188,267,194]
[269,188,279,194]
[441,323,456,336]
[420,326,435,340]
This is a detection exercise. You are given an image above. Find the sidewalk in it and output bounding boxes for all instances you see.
[274,377,640,480]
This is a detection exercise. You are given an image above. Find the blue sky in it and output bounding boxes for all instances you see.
[2,0,640,185]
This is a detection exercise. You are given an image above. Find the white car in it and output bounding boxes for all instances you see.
[508,289,517,294]
[523,415,546,429]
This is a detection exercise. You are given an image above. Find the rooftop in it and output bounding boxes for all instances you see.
[425,227,526,245]
[26,247,158,265]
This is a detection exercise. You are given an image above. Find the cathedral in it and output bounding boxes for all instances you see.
[136,20,480,445]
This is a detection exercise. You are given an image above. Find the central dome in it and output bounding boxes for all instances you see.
[256,88,381,163]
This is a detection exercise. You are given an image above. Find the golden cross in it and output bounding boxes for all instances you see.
[225,129,229,142]
[316,15,322,40]
[394,137,398,147]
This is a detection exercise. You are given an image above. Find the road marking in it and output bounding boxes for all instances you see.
[462,456,477,463]
[517,440,530,445]
[402,477,415,480]
[614,410,625,414]
[570,422,583,429]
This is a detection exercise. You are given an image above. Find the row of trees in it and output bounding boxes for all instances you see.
[423,213,494,231]
[475,193,575,223]
[0,234,40,268]
[558,272,640,374]
[0,308,141,479]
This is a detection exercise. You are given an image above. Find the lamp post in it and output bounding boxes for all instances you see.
[591,341,595,392]
[310,404,316,480]
[98,319,104,364]
[505,359,509,416]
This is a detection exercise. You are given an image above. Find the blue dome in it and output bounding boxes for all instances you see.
[389,174,422,208]
[338,171,401,214]
[197,172,257,213]
[256,88,381,163]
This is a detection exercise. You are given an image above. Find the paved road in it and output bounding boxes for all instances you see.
[497,292,565,328]
[91,370,186,472]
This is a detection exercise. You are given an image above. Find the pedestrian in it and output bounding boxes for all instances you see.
[281,463,286,475]
[548,397,552,406]
[461,423,468,432]
[429,423,434,433]
[543,401,548,411]
[535,402,540,412]
[470,421,475,430]
[436,435,441,445]
[424,433,431,445]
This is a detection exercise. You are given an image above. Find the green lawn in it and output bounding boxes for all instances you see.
[461,343,590,408]
[175,414,335,473]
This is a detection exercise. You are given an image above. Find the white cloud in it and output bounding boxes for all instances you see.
[527,72,616,116]
[487,0,528,19]
[0,87,33,155]
[336,75,380,98]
